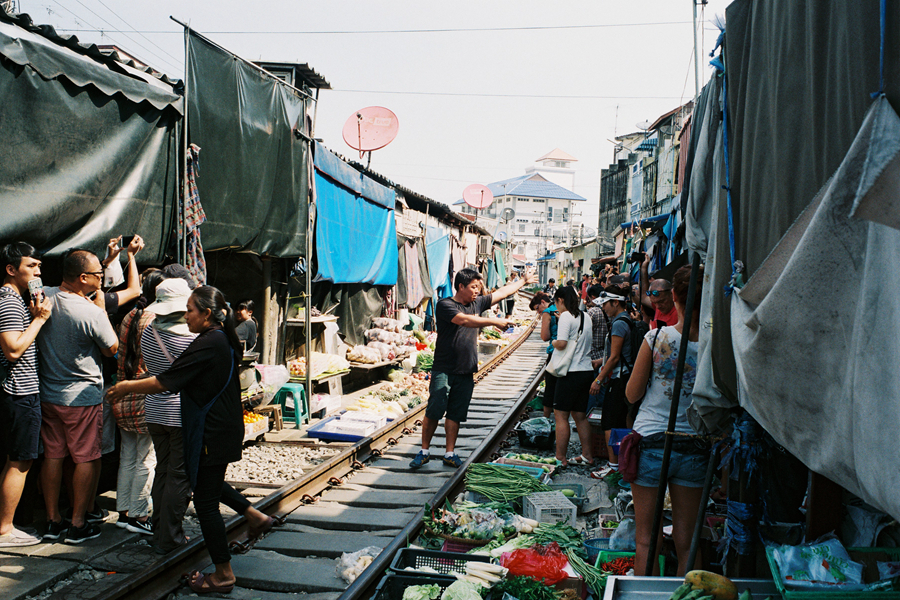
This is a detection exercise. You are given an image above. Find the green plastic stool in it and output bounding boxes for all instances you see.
[274,384,309,429]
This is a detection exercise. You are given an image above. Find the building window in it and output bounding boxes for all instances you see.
[547,207,553,221]
[519,224,526,233]
[533,198,545,203]
[534,228,541,236]
[519,198,529,202]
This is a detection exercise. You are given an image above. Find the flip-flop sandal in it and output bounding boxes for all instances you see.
[248,516,275,539]
[569,454,595,466]
[188,571,235,594]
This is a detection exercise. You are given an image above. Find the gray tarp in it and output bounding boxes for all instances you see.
[706,0,900,402]
[0,19,180,262]
[732,96,900,521]
[186,31,310,256]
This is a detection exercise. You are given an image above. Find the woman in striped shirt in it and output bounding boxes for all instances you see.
[141,278,196,554]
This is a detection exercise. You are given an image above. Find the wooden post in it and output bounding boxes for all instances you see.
[260,257,278,364]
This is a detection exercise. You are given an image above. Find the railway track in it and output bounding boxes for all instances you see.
[3,293,547,600]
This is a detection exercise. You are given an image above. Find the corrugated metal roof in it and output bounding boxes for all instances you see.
[453,173,586,204]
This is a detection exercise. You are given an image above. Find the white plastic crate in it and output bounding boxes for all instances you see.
[339,411,388,429]
[523,491,577,527]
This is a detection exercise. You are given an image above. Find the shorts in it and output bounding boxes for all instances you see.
[634,447,709,488]
[600,377,628,430]
[425,372,475,423]
[0,392,41,461]
[41,402,103,463]
[553,370,594,413]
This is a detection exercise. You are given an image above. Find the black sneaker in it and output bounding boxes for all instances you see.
[115,515,132,529]
[65,522,101,544]
[43,519,71,541]
[125,518,153,535]
[64,507,109,524]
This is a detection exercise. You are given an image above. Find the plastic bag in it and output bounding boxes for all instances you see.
[878,562,900,580]
[772,535,865,590]
[609,517,636,550]
[372,317,402,332]
[254,364,290,407]
[335,545,382,584]
[521,417,552,443]
[500,541,569,585]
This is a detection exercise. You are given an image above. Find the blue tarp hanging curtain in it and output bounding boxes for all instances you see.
[425,226,452,298]
[314,143,397,285]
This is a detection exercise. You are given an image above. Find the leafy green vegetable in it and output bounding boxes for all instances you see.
[493,576,560,600]
[440,580,484,600]
[416,350,434,372]
[532,523,586,557]
[402,583,441,600]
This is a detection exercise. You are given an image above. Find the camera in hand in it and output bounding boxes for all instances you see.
[121,235,135,247]
[627,251,646,264]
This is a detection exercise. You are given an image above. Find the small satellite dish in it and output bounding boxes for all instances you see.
[636,120,651,131]
[462,184,494,210]
[342,106,399,156]
[500,207,516,223]
[497,231,508,242]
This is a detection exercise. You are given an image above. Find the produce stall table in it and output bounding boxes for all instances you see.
[348,358,403,370]
[603,577,779,600]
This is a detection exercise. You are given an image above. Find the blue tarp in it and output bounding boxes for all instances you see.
[314,145,397,285]
[425,226,451,298]
[619,213,669,230]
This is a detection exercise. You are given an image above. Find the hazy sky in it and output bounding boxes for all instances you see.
[20,0,731,229]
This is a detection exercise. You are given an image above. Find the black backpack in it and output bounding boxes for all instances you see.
[611,314,650,373]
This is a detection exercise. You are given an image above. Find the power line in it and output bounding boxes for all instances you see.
[331,89,682,100]
[64,0,183,72]
[91,0,183,66]
[51,21,693,35]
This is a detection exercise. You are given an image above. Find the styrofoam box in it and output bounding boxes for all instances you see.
[339,411,388,429]
[523,491,577,527]
[320,420,376,437]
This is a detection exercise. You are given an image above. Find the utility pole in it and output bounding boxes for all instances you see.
[692,0,705,103]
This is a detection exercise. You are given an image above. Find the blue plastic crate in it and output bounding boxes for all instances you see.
[307,415,373,442]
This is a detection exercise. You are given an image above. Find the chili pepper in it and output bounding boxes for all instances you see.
[600,555,635,575]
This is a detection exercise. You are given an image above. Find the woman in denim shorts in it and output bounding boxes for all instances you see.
[625,264,707,577]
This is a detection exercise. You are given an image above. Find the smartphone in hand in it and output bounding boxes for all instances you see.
[121,235,135,247]
[27,278,44,304]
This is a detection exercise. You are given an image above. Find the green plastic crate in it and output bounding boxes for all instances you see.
[594,549,665,575]
[765,546,900,600]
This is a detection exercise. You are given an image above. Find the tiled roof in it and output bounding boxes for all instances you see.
[453,173,585,205]
[536,148,578,162]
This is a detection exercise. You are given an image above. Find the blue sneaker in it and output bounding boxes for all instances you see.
[442,454,463,468]
[409,451,430,469]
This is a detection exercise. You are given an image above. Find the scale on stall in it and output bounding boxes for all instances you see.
[342,106,399,167]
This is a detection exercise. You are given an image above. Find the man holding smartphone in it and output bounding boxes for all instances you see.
[0,242,51,547]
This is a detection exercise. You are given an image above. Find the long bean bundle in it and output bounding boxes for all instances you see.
[465,463,551,501]
[566,548,610,595]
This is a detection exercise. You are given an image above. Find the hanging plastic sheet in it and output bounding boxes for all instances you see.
[731,96,900,521]
[186,30,310,256]
[404,239,426,308]
[395,236,409,306]
[706,0,900,402]
[313,144,397,285]
[0,16,180,262]
[426,227,451,298]
[494,248,507,284]
[311,282,384,347]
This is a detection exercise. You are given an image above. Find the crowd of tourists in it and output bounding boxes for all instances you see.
[532,257,706,576]
[0,240,265,593]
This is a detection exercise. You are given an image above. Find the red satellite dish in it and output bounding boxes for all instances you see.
[463,184,494,209]
[342,106,399,153]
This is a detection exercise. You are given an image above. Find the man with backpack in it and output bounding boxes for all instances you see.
[589,286,649,478]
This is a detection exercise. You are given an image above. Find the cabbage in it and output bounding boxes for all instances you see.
[402,583,441,600]
[441,580,484,600]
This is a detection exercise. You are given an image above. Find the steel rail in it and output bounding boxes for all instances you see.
[98,317,538,600]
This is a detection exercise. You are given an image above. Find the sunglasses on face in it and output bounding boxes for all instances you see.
[646,290,669,297]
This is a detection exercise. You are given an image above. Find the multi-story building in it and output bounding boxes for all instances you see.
[597,102,692,239]
[454,150,587,262]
